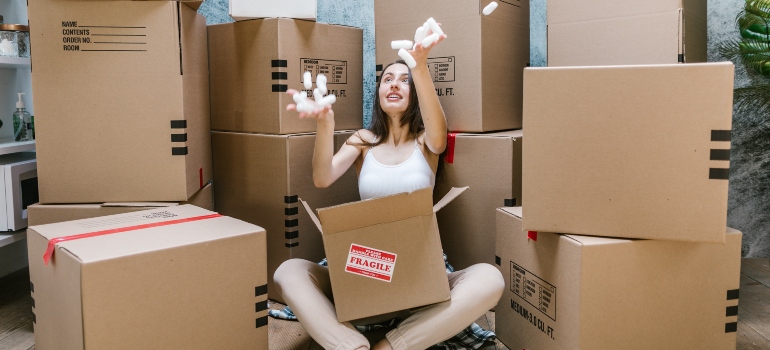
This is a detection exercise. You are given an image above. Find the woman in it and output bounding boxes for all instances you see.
[274,32,504,350]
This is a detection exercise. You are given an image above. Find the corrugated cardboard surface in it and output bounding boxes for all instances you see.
[27,205,267,349]
[28,183,213,226]
[30,0,212,203]
[522,63,734,242]
[229,0,316,21]
[495,207,741,350]
[375,0,529,132]
[313,188,450,322]
[435,130,522,270]
[547,0,706,65]
[212,131,359,301]
[208,19,363,134]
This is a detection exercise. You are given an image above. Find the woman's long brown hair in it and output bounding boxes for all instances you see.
[351,60,446,181]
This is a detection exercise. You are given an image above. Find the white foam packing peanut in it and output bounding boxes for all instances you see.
[317,94,337,107]
[398,48,417,68]
[482,1,498,15]
[313,88,323,101]
[292,91,308,104]
[316,74,328,95]
[296,101,314,113]
[391,40,414,50]
[303,71,312,90]
[422,33,440,48]
[426,17,444,36]
[414,27,428,44]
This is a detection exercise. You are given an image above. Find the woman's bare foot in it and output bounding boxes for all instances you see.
[372,338,394,350]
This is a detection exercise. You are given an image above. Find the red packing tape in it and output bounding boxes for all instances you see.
[43,213,222,265]
[445,133,457,164]
[527,231,538,241]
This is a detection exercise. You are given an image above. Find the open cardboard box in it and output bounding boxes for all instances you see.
[301,187,468,322]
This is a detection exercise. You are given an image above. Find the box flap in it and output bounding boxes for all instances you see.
[497,206,522,219]
[318,187,434,235]
[432,186,468,213]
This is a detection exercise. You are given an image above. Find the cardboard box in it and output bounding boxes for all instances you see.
[28,182,213,226]
[229,0,316,21]
[27,205,267,350]
[435,130,522,270]
[522,63,734,243]
[29,0,212,203]
[375,0,529,132]
[302,187,466,322]
[208,19,363,134]
[212,131,359,301]
[548,0,706,66]
[494,207,741,350]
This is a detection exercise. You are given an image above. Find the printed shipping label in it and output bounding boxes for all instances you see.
[61,21,148,53]
[427,56,455,82]
[300,58,348,84]
[511,262,557,321]
[345,244,397,282]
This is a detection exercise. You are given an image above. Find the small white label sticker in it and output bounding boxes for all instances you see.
[345,244,397,282]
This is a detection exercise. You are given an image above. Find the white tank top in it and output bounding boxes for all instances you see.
[358,141,436,200]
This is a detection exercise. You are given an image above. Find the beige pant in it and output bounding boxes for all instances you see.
[274,259,504,350]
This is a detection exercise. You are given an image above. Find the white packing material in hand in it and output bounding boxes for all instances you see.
[422,33,440,48]
[316,74,328,95]
[391,40,414,50]
[229,0,317,21]
[303,71,313,90]
[398,48,417,68]
[482,1,499,15]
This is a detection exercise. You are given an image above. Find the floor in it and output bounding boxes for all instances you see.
[1,259,769,350]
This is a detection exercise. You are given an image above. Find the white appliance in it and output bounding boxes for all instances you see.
[0,152,37,231]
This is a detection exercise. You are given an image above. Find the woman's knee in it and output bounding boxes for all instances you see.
[465,263,505,300]
[273,258,316,289]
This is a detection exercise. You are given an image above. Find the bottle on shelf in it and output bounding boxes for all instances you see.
[13,92,30,141]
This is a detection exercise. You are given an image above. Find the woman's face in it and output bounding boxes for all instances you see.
[378,63,411,116]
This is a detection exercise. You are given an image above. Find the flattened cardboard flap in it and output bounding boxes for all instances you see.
[101,203,178,208]
[433,187,468,213]
[300,198,323,234]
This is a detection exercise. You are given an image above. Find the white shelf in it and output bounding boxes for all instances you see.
[0,139,34,156]
[0,56,30,69]
[0,230,25,249]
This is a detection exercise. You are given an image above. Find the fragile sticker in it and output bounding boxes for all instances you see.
[345,244,397,282]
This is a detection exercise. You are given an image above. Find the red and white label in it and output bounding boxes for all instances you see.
[345,244,397,282]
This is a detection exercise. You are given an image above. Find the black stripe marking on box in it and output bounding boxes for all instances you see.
[727,289,740,300]
[284,195,298,204]
[504,198,516,207]
[29,282,34,293]
[711,130,732,142]
[32,313,36,324]
[495,256,501,266]
[286,242,299,248]
[272,84,288,92]
[171,120,187,129]
[376,64,383,71]
[272,72,288,80]
[725,322,738,333]
[255,300,268,313]
[376,75,381,83]
[31,298,34,308]
[285,207,299,216]
[171,133,187,142]
[678,54,684,63]
[710,149,731,161]
[255,284,268,296]
[285,231,299,240]
[709,168,730,180]
[256,316,269,328]
[285,219,298,228]
[172,147,188,156]
[271,59,288,68]
[726,305,739,317]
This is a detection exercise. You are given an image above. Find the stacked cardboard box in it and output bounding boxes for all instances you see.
[375,1,529,271]
[208,18,364,301]
[26,1,270,348]
[494,63,740,349]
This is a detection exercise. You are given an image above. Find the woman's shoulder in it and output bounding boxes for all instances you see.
[349,129,375,143]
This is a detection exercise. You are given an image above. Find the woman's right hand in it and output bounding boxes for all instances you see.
[285,89,335,125]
